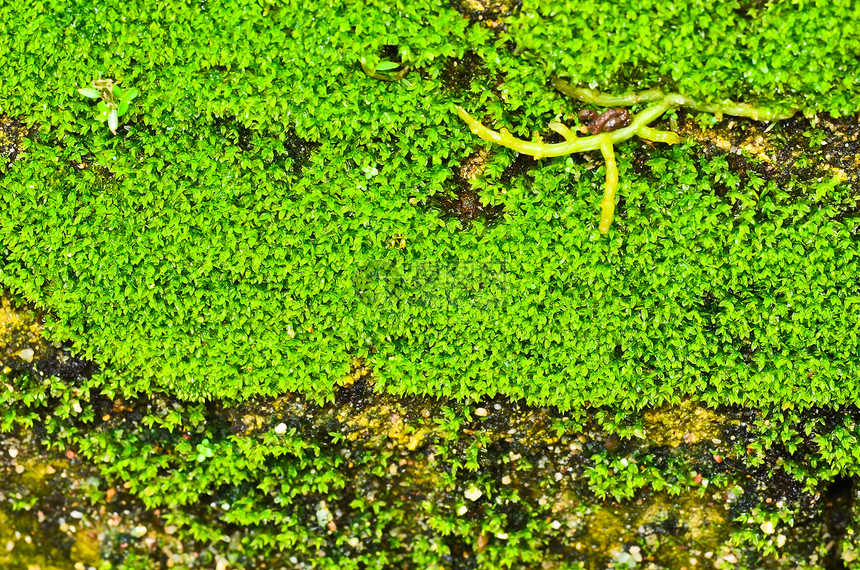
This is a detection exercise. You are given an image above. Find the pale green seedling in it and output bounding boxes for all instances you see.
[78,79,140,135]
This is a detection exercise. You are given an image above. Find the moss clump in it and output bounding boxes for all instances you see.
[1,0,859,409]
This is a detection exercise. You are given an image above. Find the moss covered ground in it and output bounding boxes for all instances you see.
[1,0,860,567]
[2,0,859,407]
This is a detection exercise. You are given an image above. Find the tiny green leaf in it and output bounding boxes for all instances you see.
[375,61,400,71]
[96,101,112,121]
[77,87,101,99]
[107,109,118,133]
[123,88,140,101]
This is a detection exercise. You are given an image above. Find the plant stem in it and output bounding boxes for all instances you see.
[552,77,796,121]
[597,135,618,234]
[456,81,795,234]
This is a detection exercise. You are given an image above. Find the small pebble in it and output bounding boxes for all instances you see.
[475,408,488,417]
[8,448,18,458]
[70,510,83,519]
[501,475,512,485]
[464,486,483,501]
[274,423,287,434]
[14,465,25,474]
[17,348,34,363]
[457,505,469,516]
[760,521,775,534]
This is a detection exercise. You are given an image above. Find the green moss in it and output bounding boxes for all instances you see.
[1,2,860,564]
[3,295,860,568]
[1,0,859,408]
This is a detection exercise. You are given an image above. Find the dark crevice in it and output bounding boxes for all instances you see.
[822,476,853,570]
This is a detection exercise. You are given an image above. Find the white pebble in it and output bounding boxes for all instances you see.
[8,448,18,458]
[464,486,483,501]
[17,348,34,363]
[274,423,287,434]
[475,408,488,417]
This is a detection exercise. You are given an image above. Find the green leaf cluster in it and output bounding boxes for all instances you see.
[505,0,860,116]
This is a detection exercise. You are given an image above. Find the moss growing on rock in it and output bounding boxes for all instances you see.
[1,0,860,566]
